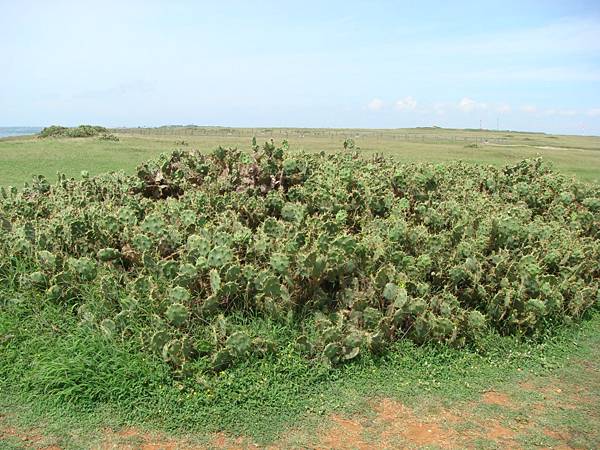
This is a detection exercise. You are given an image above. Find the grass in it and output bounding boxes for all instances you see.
[1,126,599,448]
[1,279,599,447]
[1,126,599,186]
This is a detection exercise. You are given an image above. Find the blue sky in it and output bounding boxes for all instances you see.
[1,0,600,134]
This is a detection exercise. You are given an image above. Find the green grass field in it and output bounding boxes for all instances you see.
[1,126,599,186]
[1,126,599,449]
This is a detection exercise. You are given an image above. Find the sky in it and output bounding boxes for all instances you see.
[1,0,600,135]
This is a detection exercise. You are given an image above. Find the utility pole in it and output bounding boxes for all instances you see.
[497,117,499,131]
[479,119,482,130]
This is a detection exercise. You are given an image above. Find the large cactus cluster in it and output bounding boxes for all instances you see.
[1,140,599,377]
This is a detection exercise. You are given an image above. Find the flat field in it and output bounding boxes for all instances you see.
[1,126,599,186]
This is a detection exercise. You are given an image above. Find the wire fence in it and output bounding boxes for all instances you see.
[112,127,510,145]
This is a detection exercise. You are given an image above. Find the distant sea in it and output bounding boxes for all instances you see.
[0,127,43,138]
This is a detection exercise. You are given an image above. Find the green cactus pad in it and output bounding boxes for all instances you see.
[209,269,221,294]
[226,331,251,356]
[169,286,191,303]
[166,303,189,327]
[212,348,234,371]
[269,253,290,273]
[207,245,233,267]
[100,318,116,337]
[97,248,120,262]
[150,330,170,354]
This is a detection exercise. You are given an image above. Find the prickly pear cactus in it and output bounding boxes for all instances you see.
[166,303,189,327]
[0,140,598,378]
[97,248,120,262]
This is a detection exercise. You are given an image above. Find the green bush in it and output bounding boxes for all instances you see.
[39,125,108,138]
[98,133,120,142]
[0,141,598,379]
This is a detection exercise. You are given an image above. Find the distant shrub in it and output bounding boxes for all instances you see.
[174,140,189,146]
[39,126,68,138]
[39,125,108,138]
[98,133,120,142]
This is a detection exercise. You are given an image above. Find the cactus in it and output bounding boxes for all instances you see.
[207,245,233,267]
[199,295,220,316]
[406,298,427,316]
[362,306,382,329]
[166,302,189,327]
[100,318,116,337]
[281,203,304,223]
[432,317,454,339]
[343,346,360,361]
[1,143,598,377]
[162,260,179,279]
[383,282,398,301]
[97,248,120,262]
[162,339,184,366]
[29,271,48,288]
[181,336,195,359]
[209,268,221,294]
[37,250,57,271]
[69,257,98,281]
[212,348,234,371]
[178,263,197,278]
[142,214,166,235]
[366,331,385,354]
[180,209,197,227]
[252,337,276,356]
[323,342,342,365]
[295,335,313,354]
[224,264,242,282]
[187,234,211,257]
[169,286,190,303]
[226,331,251,356]
[321,326,341,344]
[46,284,62,301]
[467,310,486,331]
[150,330,170,354]
[269,253,290,274]
[132,233,153,253]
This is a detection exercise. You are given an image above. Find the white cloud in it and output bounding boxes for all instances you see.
[458,97,487,113]
[395,96,417,111]
[521,105,537,114]
[588,108,600,117]
[367,98,384,111]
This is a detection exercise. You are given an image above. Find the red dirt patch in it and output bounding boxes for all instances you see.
[486,421,516,442]
[0,424,47,447]
[313,398,461,449]
[316,415,371,450]
[482,390,512,407]
[100,427,196,450]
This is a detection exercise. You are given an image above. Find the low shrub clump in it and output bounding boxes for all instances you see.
[0,140,598,379]
[39,125,108,138]
[98,133,120,142]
